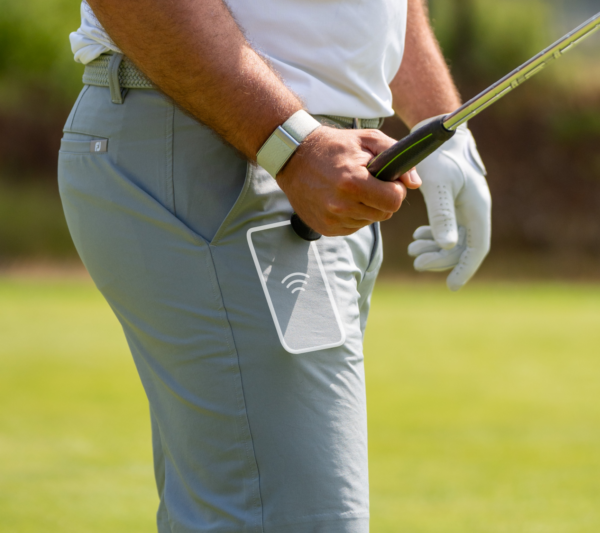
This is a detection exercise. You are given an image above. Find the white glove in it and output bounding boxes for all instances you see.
[408,117,491,291]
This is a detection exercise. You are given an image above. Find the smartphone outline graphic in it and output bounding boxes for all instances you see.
[247,220,346,354]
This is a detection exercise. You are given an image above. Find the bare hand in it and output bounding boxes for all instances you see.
[277,127,422,237]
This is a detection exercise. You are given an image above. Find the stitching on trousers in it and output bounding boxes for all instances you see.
[66,85,91,132]
[210,163,254,246]
[165,100,176,215]
[204,247,265,532]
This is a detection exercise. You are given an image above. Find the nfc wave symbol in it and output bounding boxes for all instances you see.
[281,272,310,293]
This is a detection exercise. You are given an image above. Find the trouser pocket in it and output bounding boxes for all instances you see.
[60,132,110,154]
[247,221,346,354]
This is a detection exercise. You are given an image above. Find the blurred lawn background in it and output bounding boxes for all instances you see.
[2,279,600,532]
[1,0,600,531]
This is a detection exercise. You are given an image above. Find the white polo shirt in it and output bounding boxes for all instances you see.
[70,0,407,118]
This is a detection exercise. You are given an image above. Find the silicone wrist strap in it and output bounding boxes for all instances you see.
[257,110,321,178]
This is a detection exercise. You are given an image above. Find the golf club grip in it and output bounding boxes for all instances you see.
[291,116,456,241]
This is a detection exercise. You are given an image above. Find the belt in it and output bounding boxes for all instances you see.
[83,53,153,89]
[313,115,384,130]
[83,53,384,129]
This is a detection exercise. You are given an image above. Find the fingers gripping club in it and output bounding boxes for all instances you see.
[291,116,455,241]
[291,11,600,241]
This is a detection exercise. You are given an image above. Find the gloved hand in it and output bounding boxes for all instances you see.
[407,116,491,291]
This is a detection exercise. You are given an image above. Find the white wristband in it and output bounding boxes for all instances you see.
[257,110,321,178]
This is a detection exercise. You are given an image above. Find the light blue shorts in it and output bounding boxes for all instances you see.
[58,85,383,533]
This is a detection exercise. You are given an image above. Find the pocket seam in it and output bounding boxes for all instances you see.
[59,136,109,155]
[210,162,254,246]
[61,131,109,139]
[65,85,91,131]
[365,222,383,274]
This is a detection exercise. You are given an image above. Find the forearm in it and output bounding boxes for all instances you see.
[87,0,302,159]
[390,0,461,128]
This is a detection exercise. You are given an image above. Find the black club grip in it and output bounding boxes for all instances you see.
[291,115,456,241]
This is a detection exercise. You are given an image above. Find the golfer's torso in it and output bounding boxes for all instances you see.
[71,0,407,118]
[226,0,407,118]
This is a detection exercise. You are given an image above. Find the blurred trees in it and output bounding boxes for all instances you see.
[381,0,600,277]
[1,0,600,275]
[430,0,553,90]
[0,0,81,178]
[0,0,81,102]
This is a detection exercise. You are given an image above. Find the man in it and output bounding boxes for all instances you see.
[59,0,491,531]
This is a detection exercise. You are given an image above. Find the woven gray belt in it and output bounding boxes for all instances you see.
[83,54,384,129]
[314,115,383,129]
[83,54,154,89]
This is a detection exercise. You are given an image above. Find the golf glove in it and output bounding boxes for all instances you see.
[408,116,491,291]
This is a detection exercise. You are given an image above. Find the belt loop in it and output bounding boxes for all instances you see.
[108,53,126,104]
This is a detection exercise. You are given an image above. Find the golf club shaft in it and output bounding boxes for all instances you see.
[444,11,600,131]
[292,11,600,242]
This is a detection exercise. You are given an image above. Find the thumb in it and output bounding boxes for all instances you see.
[420,180,459,250]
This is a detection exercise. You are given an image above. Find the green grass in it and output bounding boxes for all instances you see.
[0,279,155,533]
[367,281,600,533]
[1,278,600,532]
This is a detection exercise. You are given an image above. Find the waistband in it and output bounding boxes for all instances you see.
[83,53,384,129]
[83,53,153,89]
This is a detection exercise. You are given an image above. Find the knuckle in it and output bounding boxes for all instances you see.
[362,129,384,141]
[361,129,378,140]
[338,177,360,196]
[390,194,404,212]
[327,201,344,215]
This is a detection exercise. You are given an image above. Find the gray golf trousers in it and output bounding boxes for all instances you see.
[58,85,383,533]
